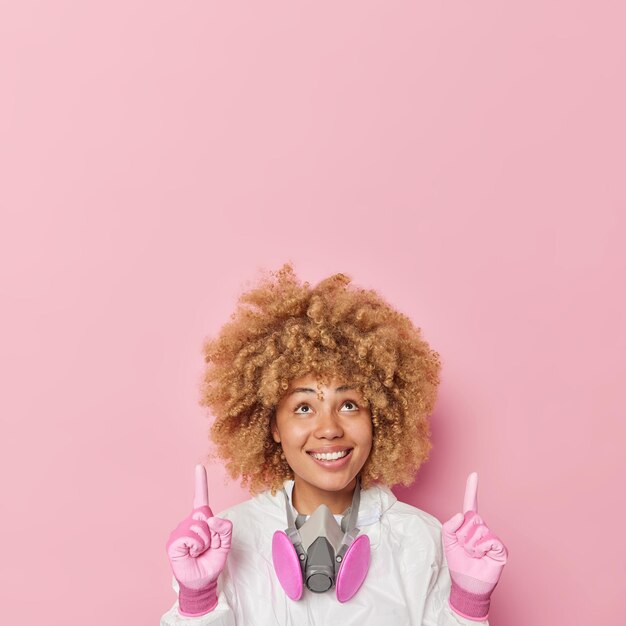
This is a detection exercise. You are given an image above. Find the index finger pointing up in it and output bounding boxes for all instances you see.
[193,463,209,510]
[463,471,479,514]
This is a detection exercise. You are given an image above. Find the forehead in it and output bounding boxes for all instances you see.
[284,373,357,399]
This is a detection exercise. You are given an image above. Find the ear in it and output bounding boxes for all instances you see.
[270,413,281,444]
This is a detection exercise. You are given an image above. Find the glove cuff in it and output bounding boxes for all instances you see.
[449,579,491,621]
[178,580,218,617]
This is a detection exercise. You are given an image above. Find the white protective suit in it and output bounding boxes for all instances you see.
[160,481,489,626]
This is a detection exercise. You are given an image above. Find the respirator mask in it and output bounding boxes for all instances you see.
[271,478,371,603]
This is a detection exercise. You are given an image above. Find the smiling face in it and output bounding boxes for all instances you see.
[271,373,373,514]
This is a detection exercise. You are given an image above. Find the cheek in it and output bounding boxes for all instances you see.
[278,422,309,448]
[353,419,374,450]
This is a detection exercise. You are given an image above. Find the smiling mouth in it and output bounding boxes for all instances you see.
[307,448,353,462]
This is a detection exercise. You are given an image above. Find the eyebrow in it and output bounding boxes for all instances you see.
[288,385,354,396]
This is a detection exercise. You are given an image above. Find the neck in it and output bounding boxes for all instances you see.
[291,477,357,515]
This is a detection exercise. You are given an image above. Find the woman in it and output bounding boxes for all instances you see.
[161,264,508,625]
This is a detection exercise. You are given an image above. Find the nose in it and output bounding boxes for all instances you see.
[313,407,344,439]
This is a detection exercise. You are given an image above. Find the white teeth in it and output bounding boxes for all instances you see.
[311,450,349,461]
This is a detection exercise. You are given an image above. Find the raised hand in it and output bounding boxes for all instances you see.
[442,472,508,621]
[165,465,233,616]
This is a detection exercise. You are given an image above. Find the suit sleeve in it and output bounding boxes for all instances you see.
[160,576,236,626]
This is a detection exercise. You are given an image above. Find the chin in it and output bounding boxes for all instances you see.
[308,473,357,493]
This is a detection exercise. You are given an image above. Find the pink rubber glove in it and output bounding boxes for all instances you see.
[442,472,508,622]
[166,464,233,617]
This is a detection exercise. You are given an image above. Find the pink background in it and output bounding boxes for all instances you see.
[1,1,624,625]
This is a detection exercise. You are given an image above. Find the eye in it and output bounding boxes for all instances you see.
[294,403,312,414]
[341,400,359,411]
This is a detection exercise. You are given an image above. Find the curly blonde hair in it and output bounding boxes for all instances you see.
[199,262,441,495]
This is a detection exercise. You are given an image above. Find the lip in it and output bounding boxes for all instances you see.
[306,445,352,454]
[306,448,354,470]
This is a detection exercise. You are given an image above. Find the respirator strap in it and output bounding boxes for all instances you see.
[343,477,362,535]
[282,488,307,568]
[335,477,363,574]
